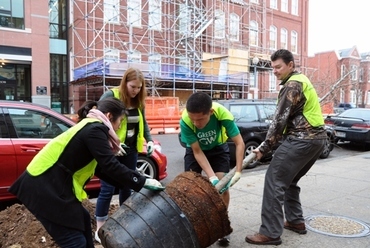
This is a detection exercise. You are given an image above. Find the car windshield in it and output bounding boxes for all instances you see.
[339,109,370,120]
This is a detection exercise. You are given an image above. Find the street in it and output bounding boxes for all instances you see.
[153,133,368,185]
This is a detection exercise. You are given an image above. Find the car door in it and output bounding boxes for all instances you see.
[0,106,72,200]
[0,107,18,200]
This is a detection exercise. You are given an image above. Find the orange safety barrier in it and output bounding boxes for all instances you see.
[147,115,181,134]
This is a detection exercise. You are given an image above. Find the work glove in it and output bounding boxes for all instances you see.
[144,179,165,191]
[146,141,155,156]
[209,176,219,186]
[116,143,129,156]
[229,172,241,188]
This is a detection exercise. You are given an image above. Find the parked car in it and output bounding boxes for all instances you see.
[0,100,167,202]
[179,99,334,169]
[324,108,370,146]
[334,102,357,114]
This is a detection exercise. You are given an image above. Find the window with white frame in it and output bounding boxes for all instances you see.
[341,64,346,78]
[149,53,161,77]
[214,9,225,39]
[127,0,141,27]
[350,65,357,80]
[251,0,258,3]
[104,0,120,24]
[291,0,298,15]
[249,21,258,46]
[368,69,370,82]
[281,0,288,12]
[104,48,120,64]
[270,0,277,9]
[367,91,370,104]
[280,28,288,49]
[179,4,190,34]
[269,70,277,91]
[149,0,161,30]
[229,13,239,41]
[127,50,141,63]
[291,30,298,53]
[269,26,277,50]
[350,90,356,104]
[178,56,190,68]
[340,89,344,103]
[359,67,364,82]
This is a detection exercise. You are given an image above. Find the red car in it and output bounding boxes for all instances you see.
[0,100,167,202]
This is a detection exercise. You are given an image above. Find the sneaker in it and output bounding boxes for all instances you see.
[217,235,230,247]
[95,230,101,243]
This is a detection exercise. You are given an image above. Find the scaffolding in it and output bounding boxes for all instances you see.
[69,0,276,108]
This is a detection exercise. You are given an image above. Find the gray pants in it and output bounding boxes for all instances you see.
[259,137,325,238]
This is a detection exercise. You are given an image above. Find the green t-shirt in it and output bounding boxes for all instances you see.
[180,111,240,151]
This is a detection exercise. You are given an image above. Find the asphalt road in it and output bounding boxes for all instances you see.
[153,133,368,185]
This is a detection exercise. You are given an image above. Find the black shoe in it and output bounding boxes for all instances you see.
[218,235,230,247]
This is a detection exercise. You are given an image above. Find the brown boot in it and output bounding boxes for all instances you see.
[245,233,282,245]
[284,221,307,234]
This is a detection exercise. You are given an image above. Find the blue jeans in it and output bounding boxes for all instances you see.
[36,207,94,248]
[95,152,138,221]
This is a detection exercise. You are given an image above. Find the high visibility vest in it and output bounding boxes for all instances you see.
[111,88,145,152]
[287,74,324,127]
[27,118,101,202]
[181,102,233,143]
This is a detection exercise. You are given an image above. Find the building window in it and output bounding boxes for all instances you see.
[250,21,258,46]
[269,71,276,91]
[104,0,120,24]
[368,69,370,82]
[350,90,356,103]
[127,0,141,27]
[149,0,161,31]
[269,25,277,50]
[178,4,190,34]
[291,30,298,53]
[291,0,298,15]
[350,65,357,80]
[341,64,346,78]
[367,91,370,104]
[149,53,161,77]
[251,0,258,3]
[50,54,68,113]
[0,0,24,29]
[214,9,225,39]
[281,0,288,12]
[270,0,277,9]
[340,88,344,103]
[280,28,288,49]
[229,13,239,41]
[128,50,141,63]
[49,0,67,39]
[104,48,120,64]
[359,67,364,82]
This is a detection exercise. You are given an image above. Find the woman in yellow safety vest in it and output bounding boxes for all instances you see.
[94,67,154,243]
[9,98,164,248]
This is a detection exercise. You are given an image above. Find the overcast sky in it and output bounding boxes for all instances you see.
[308,0,370,56]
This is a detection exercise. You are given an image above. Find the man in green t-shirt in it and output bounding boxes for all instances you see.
[180,92,245,246]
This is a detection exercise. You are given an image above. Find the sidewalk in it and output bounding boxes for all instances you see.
[210,152,370,247]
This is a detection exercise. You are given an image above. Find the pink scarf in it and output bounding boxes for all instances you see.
[87,109,121,153]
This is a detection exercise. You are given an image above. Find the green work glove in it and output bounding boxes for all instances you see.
[209,176,219,186]
[116,143,128,156]
[146,141,155,157]
[144,179,165,191]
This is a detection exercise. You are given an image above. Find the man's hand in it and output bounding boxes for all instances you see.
[144,179,165,191]
[229,172,241,188]
[146,141,155,156]
[209,176,219,186]
[253,148,263,160]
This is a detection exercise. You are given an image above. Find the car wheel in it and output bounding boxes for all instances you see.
[319,138,331,159]
[244,141,260,169]
[136,155,158,179]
